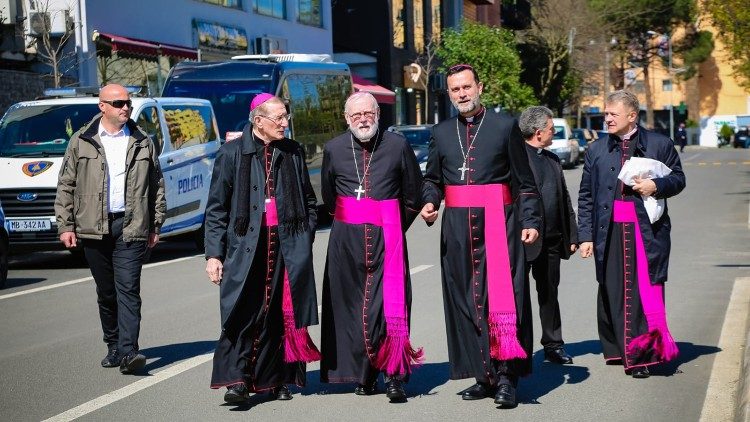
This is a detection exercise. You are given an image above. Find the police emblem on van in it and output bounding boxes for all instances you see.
[22,161,54,177]
[17,192,38,202]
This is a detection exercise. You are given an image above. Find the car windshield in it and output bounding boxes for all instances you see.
[162,80,272,136]
[397,128,431,147]
[0,103,100,157]
[554,126,566,140]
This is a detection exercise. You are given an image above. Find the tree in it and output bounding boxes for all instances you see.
[437,20,536,112]
[704,0,750,89]
[21,0,78,87]
[414,33,441,123]
[588,0,713,128]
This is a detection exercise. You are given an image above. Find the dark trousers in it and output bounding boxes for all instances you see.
[83,213,147,355]
[526,240,564,349]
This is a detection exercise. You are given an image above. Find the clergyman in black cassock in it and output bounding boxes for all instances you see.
[578,90,684,379]
[518,106,578,365]
[204,94,320,403]
[320,92,424,403]
[420,65,541,408]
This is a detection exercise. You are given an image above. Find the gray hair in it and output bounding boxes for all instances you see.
[344,92,379,115]
[606,90,640,113]
[518,106,553,139]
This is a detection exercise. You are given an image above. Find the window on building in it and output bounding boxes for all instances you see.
[136,107,164,153]
[662,79,672,92]
[430,0,441,43]
[298,0,322,27]
[392,0,405,49]
[414,0,424,52]
[582,84,599,96]
[254,0,286,19]
[161,105,216,150]
[199,0,241,7]
[631,80,645,93]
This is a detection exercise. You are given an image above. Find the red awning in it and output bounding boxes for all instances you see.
[351,74,396,105]
[94,32,198,60]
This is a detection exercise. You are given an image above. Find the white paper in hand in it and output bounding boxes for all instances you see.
[617,157,672,223]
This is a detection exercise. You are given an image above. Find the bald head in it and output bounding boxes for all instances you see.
[98,84,132,131]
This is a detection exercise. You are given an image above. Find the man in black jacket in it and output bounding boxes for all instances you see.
[519,106,578,365]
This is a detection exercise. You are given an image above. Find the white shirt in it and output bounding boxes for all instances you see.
[98,122,130,213]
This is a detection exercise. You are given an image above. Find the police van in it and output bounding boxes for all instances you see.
[0,88,221,254]
[162,54,353,201]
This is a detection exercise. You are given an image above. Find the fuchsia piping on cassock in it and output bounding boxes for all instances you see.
[613,200,679,362]
[265,198,322,363]
[444,184,526,361]
[334,196,424,376]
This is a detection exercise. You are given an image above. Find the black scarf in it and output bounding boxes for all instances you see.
[234,130,309,236]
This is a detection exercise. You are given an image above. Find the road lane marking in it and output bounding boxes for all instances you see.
[42,353,214,422]
[699,277,750,422]
[0,254,202,301]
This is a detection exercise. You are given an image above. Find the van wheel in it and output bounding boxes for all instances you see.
[194,224,205,252]
[0,234,8,289]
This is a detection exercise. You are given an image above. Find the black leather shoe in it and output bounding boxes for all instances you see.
[101,347,119,368]
[494,383,517,408]
[271,385,292,400]
[630,366,650,379]
[119,351,146,374]
[354,380,378,396]
[461,383,496,400]
[544,347,574,365]
[224,383,249,403]
[385,379,407,403]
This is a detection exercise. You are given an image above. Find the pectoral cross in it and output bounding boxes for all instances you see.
[458,164,469,181]
[355,184,365,200]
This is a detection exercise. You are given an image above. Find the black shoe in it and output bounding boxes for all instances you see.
[354,380,378,396]
[544,347,574,365]
[494,383,517,408]
[385,379,407,403]
[271,385,292,400]
[605,358,623,366]
[119,351,146,374]
[630,366,650,379]
[101,347,119,368]
[224,383,249,403]
[461,382,496,400]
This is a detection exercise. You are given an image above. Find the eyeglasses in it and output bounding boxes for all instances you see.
[347,111,378,121]
[259,114,292,124]
[100,99,132,109]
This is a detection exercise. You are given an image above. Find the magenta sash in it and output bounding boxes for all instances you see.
[612,200,678,362]
[264,198,321,363]
[335,196,423,376]
[444,184,526,360]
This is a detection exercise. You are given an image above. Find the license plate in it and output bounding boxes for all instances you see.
[8,218,51,232]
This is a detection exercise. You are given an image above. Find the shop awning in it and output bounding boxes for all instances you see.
[352,74,396,105]
[93,31,198,61]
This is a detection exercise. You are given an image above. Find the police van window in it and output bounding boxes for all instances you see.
[136,106,164,153]
[0,103,100,157]
[281,73,350,159]
[162,104,216,150]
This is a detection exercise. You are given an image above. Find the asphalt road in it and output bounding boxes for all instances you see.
[1,146,748,422]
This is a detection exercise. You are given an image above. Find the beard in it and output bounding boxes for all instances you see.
[350,123,379,141]
[451,96,481,114]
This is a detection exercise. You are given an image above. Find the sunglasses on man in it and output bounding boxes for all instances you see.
[101,99,132,109]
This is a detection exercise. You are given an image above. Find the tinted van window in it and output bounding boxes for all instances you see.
[162,104,217,150]
[0,104,99,157]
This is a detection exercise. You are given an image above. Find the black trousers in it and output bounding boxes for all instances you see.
[526,239,564,349]
[83,213,147,355]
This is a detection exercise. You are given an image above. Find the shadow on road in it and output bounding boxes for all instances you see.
[3,277,47,289]
[657,341,721,376]
[520,340,596,404]
[140,340,216,373]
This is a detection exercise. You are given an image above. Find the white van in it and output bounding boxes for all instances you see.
[550,118,580,168]
[0,89,221,254]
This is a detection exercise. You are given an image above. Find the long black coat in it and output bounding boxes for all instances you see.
[204,124,319,331]
[577,126,685,284]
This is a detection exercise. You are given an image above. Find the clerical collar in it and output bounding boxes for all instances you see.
[460,107,485,124]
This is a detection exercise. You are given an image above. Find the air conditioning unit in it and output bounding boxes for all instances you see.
[28,10,69,37]
[254,36,288,55]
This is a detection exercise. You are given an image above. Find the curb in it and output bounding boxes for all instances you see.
[737,308,750,422]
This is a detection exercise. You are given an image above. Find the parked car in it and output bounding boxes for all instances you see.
[733,126,750,148]
[571,128,595,158]
[550,118,580,168]
[0,88,221,254]
[387,124,432,174]
[0,199,7,289]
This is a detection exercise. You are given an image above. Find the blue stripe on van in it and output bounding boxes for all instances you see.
[161,214,204,235]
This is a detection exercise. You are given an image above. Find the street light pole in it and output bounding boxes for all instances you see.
[668,33,674,141]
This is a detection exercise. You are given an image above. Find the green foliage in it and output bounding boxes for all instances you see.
[719,123,734,141]
[437,20,536,112]
[705,0,750,89]
[676,30,713,80]
[684,119,698,128]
